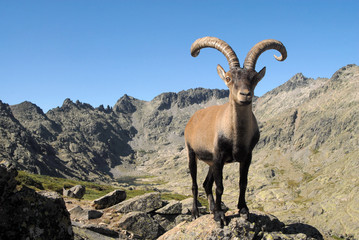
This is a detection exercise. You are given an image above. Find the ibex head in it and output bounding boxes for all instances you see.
[191,37,287,105]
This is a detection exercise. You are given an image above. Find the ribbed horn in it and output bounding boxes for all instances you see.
[244,39,287,70]
[191,37,240,69]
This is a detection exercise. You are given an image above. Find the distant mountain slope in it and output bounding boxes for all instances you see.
[0,101,71,177]
[1,87,230,180]
[8,98,133,181]
[250,64,359,236]
[0,64,358,237]
[113,88,229,151]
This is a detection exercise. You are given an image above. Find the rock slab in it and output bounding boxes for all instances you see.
[112,192,164,213]
[117,211,162,240]
[92,189,126,209]
[155,200,182,214]
[63,185,86,199]
[69,205,103,220]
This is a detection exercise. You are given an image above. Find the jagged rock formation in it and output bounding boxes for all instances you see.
[0,101,72,177]
[0,161,73,240]
[113,88,229,152]
[0,64,358,238]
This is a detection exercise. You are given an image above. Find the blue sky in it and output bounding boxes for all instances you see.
[1,1,358,112]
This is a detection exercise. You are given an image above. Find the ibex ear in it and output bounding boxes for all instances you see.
[217,64,226,82]
[255,67,266,83]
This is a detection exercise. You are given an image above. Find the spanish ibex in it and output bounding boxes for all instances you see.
[184,37,287,226]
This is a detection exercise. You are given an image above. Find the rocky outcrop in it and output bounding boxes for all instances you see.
[72,221,126,239]
[73,226,123,240]
[63,185,86,199]
[69,205,103,220]
[180,197,208,215]
[0,160,18,202]
[111,195,207,239]
[158,210,323,240]
[65,188,325,239]
[0,161,73,240]
[112,192,165,213]
[92,189,126,209]
[155,200,182,214]
[117,211,162,239]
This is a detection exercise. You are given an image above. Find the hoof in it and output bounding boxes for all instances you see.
[239,207,249,220]
[214,210,227,227]
[192,207,200,219]
[208,195,215,213]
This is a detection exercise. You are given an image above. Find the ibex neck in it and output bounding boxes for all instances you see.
[229,98,253,134]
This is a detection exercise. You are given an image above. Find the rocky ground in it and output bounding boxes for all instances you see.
[68,195,325,240]
[63,183,326,240]
[2,160,325,239]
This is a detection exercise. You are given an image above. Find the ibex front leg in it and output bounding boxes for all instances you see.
[237,152,252,219]
[212,158,226,226]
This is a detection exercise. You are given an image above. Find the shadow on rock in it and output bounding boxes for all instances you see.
[158,210,324,240]
[284,223,324,240]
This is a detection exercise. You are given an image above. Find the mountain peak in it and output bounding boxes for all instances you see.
[290,72,306,81]
[62,98,76,109]
[60,98,94,111]
[330,64,358,82]
[114,94,138,114]
[267,73,313,96]
[11,101,45,116]
[0,100,14,118]
[284,73,311,90]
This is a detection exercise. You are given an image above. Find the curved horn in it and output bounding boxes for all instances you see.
[243,39,287,70]
[191,37,240,69]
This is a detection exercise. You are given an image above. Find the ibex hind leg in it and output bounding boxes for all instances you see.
[188,146,199,219]
[203,166,215,213]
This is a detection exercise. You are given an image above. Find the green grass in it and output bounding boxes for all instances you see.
[161,193,190,201]
[303,172,315,182]
[332,235,345,240]
[310,147,320,155]
[126,189,155,199]
[116,175,168,186]
[15,171,194,204]
[163,193,209,210]
[287,179,300,190]
[16,171,117,200]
